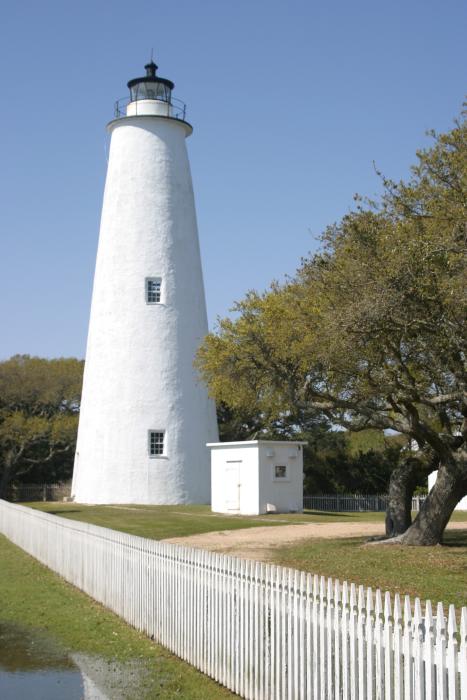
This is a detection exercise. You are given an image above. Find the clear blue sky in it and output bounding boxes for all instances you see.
[0,0,465,359]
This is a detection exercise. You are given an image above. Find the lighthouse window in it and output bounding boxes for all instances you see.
[149,430,165,456]
[146,278,162,304]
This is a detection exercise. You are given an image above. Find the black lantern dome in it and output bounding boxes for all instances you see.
[127,61,174,104]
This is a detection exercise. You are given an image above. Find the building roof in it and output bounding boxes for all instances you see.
[206,440,307,447]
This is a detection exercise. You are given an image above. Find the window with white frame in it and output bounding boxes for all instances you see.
[149,430,165,456]
[146,277,162,304]
[274,465,287,479]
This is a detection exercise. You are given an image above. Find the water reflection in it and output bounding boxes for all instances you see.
[0,622,84,700]
[0,623,149,699]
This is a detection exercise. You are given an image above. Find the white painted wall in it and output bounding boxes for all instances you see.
[209,441,304,515]
[210,444,259,515]
[72,94,218,505]
[258,442,304,514]
[428,471,467,510]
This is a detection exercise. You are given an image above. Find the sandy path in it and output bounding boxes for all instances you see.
[164,521,467,562]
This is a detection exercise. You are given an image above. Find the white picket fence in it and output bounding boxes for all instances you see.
[0,499,465,699]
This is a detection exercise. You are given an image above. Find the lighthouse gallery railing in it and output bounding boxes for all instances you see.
[113,96,187,121]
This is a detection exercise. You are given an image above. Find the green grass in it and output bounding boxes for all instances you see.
[0,535,236,698]
[26,502,467,541]
[27,502,395,539]
[272,529,467,610]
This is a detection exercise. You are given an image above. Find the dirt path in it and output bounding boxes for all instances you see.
[164,521,467,562]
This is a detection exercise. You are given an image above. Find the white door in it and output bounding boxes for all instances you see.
[225,461,241,511]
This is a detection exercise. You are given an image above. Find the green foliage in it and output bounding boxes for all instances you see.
[197,109,467,541]
[303,428,400,494]
[198,113,466,444]
[346,429,399,456]
[216,403,402,493]
[0,355,83,494]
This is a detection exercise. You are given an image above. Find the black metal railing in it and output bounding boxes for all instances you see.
[6,482,72,503]
[302,493,428,512]
[114,96,187,121]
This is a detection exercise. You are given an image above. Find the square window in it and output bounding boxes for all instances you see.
[149,430,165,456]
[146,278,162,304]
[274,465,287,479]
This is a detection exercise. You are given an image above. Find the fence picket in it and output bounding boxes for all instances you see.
[436,602,448,700]
[447,605,459,700]
[357,585,366,700]
[306,573,313,700]
[366,588,375,700]
[459,609,467,700]
[393,594,403,700]
[327,578,335,700]
[384,592,394,700]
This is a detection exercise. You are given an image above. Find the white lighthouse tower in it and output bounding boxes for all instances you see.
[72,60,218,504]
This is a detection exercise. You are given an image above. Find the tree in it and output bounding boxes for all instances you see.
[0,355,83,497]
[197,111,467,545]
[217,402,401,493]
[302,427,401,494]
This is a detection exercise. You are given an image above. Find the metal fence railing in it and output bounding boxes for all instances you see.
[303,494,427,512]
[6,485,430,512]
[6,482,71,503]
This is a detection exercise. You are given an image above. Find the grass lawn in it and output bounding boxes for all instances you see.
[0,535,236,698]
[27,502,393,539]
[272,529,467,610]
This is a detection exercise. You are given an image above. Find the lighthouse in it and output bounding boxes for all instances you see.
[72,61,218,504]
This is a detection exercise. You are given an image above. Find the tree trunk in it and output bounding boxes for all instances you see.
[0,455,13,500]
[0,447,21,500]
[400,464,466,545]
[385,459,420,537]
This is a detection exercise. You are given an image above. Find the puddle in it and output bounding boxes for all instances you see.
[0,622,163,700]
[0,622,154,699]
[0,622,84,699]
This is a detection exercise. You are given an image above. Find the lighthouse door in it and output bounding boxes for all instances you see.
[225,461,241,512]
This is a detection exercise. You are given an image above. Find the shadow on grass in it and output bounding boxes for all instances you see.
[441,529,467,547]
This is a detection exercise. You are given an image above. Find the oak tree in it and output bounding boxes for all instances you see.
[197,112,467,545]
[0,355,83,497]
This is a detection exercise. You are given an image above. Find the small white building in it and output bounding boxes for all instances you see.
[428,471,467,510]
[208,440,306,516]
